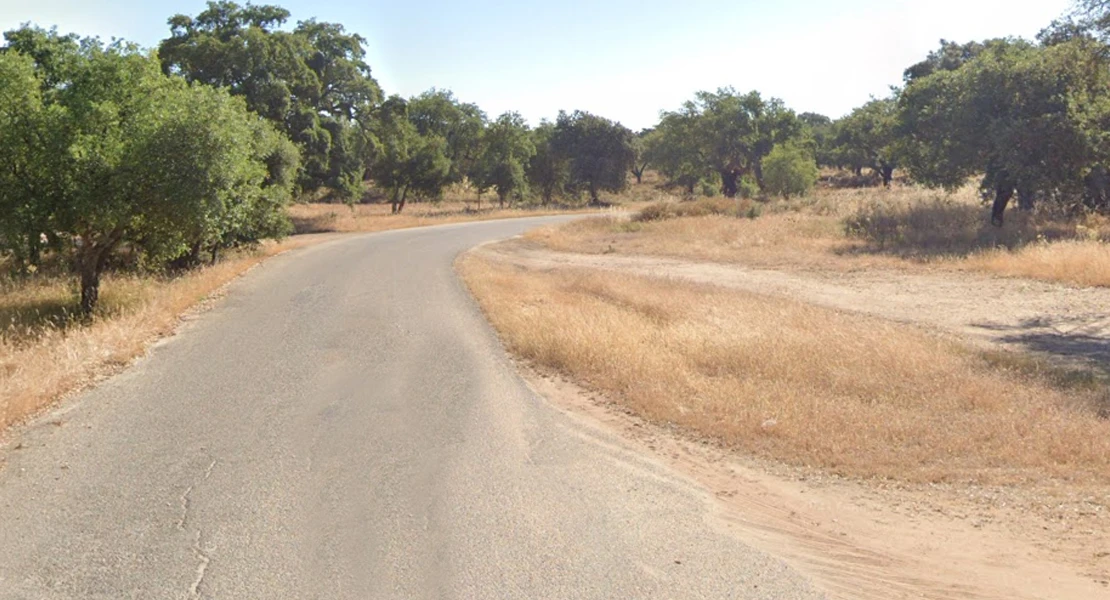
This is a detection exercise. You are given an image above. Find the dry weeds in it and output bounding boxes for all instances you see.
[528,184,1110,286]
[459,253,1110,487]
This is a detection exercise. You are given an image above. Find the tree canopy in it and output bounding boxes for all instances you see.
[159,1,381,200]
[897,37,1110,224]
[656,88,803,197]
[550,110,635,205]
[0,27,296,313]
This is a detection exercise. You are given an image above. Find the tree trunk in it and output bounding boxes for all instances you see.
[1016,186,1035,211]
[632,164,645,184]
[391,187,408,214]
[589,183,601,206]
[499,191,506,209]
[991,185,1014,227]
[720,170,739,198]
[854,166,863,177]
[753,162,765,191]
[79,260,100,316]
[880,163,894,188]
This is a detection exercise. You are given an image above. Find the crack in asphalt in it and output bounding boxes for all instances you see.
[177,458,218,598]
[189,530,211,600]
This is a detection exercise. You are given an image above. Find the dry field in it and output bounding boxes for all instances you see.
[525,185,1110,286]
[458,254,1110,487]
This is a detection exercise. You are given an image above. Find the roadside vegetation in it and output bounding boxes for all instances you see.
[460,255,1110,486]
[462,0,1110,499]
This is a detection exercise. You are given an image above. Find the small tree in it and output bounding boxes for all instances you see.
[551,110,635,205]
[0,28,297,314]
[762,144,819,199]
[527,121,569,206]
[372,96,451,214]
[630,132,650,184]
[476,112,534,208]
[643,113,713,195]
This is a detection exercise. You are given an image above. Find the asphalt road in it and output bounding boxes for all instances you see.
[0,217,824,599]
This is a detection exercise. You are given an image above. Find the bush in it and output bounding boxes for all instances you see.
[633,197,754,222]
[762,144,819,198]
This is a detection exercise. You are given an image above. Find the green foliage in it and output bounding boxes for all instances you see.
[371,96,452,213]
[407,88,487,187]
[630,132,649,183]
[658,88,804,197]
[902,39,993,83]
[830,97,899,185]
[762,144,819,198]
[474,112,534,208]
[551,110,635,205]
[0,27,295,313]
[158,1,382,200]
[643,113,714,195]
[799,112,835,167]
[527,121,570,206]
[897,37,1110,222]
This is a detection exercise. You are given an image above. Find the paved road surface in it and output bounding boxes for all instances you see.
[0,218,823,599]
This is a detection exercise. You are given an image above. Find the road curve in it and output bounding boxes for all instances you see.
[0,217,823,599]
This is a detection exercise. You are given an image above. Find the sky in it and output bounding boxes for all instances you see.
[0,0,1074,130]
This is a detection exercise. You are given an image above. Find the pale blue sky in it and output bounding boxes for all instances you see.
[0,0,1073,130]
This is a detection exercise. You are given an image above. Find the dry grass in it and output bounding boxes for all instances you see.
[964,240,1110,287]
[286,202,579,234]
[527,184,1110,286]
[525,208,851,270]
[459,254,1110,486]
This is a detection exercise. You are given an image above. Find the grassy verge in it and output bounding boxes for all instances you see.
[459,252,1110,487]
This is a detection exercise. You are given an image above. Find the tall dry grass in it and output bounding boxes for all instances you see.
[459,254,1110,486]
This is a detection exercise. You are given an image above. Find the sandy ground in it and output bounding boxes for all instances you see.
[472,239,1110,600]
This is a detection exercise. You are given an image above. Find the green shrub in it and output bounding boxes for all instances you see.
[762,144,819,199]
